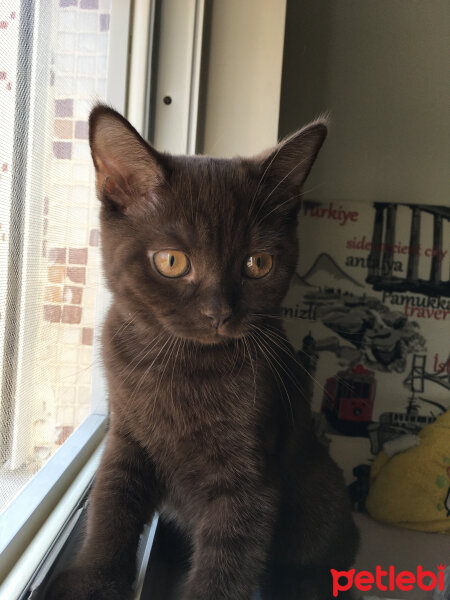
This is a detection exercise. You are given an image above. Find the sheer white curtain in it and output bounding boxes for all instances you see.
[0,0,113,513]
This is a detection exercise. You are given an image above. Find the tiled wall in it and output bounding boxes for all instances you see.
[29,1,112,467]
[0,0,114,511]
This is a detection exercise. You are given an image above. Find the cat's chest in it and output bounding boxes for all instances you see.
[114,347,267,422]
[120,368,267,471]
[127,371,258,437]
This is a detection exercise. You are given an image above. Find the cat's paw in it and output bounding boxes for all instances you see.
[44,565,132,600]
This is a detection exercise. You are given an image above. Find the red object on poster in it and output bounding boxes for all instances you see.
[322,365,376,432]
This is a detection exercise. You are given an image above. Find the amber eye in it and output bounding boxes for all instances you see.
[243,253,273,278]
[153,251,190,278]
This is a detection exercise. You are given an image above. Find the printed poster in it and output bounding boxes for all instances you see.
[282,200,450,482]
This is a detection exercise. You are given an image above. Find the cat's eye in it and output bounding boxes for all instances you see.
[153,250,190,278]
[243,253,273,278]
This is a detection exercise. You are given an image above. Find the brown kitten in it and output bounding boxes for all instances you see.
[47,106,359,600]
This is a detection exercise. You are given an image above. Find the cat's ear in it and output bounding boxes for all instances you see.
[255,117,327,196]
[89,105,164,213]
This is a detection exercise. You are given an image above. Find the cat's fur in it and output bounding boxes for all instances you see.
[47,106,359,600]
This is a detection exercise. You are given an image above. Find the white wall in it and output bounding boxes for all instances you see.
[279,0,450,205]
[200,0,286,158]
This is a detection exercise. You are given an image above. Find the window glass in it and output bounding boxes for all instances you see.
[0,0,113,513]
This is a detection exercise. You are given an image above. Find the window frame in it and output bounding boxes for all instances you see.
[0,0,207,595]
[0,0,132,585]
[0,414,106,583]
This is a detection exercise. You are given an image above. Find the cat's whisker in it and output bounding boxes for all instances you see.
[156,335,177,414]
[130,334,178,416]
[185,174,194,225]
[252,323,328,401]
[54,344,151,390]
[227,338,236,373]
[252,311,374,343]
[260,330,323,384]
[229,337,243,376]
[230,338,241,375]
[250,312,285,321]
[169,336,184,416]
[255,185,322,225]
[195,174,205,224]
[248,325,310,408]
[286,182,325,203]
[123,333,172,410]
[151,334,178,411]
[49,332,143,387]
[252,324,312,372]
[110,312,137,340]
[247,331,295,426]
[248,142,285,217]
[242,335,257,407]
[116,331,165,384]
[251,155,310,225]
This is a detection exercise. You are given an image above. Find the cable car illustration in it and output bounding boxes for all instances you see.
[321,364,376,436]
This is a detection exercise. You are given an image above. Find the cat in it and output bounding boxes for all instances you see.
[46,105,359,600]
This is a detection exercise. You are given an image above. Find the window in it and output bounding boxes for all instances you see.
[0,1,215,596]
[0,0,207,593]
[0,0,117,514]
[0,0,133,585]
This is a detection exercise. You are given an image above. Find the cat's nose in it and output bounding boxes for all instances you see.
[202,307,232,329]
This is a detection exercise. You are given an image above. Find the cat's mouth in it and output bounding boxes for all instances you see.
[194,331,236,345]
[169,322,245,346]
[180,328,236,346]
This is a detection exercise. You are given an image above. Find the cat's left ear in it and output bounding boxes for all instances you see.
[255,117,327,195]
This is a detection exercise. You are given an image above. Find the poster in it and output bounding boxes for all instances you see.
[283,200,450,484]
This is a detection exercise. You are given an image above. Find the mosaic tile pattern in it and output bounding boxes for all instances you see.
[0,0,115,514]
[16,2,109,478]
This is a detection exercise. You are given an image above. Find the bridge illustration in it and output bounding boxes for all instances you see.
[404,353,450,393]
[368,353,448,454]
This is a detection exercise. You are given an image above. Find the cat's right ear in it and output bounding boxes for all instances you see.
[89,105,164,214]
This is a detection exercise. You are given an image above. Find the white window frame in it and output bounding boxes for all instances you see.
[0,0,132,587]
[151,0,205,154]
[0,0,207,596]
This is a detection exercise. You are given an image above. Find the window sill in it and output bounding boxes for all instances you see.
[0,414,107,587]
